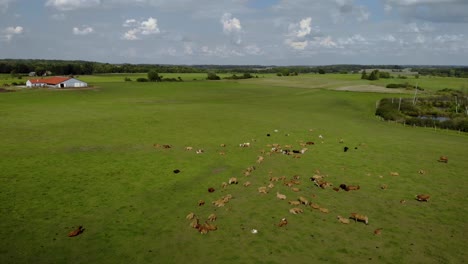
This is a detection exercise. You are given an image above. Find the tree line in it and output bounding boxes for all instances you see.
[1,59,467,78]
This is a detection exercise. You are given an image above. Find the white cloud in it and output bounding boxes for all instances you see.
[285,40,308,50]
[122,17,160,40]
[434,34,464,43]
[221,13,243,45]
[338,34,367,45]
[221,13,242,34]
[140,17,159,35]
[386,0,462,6]
[46,0,101,11]
[73,26,94,35]
[123,19,137,27]
[297,18,312,37]
[0,0,15,13]
[1,25,23,41]
[317,36,338,48]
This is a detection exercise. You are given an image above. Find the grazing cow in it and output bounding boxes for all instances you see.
[400,200,406,204]
[276,192,287,200]
[257,156,264,164]
[380,184,387,190]
[374,228,383,235]
[298,196,309,205]
[208,187,215,193]
[438,156,448,163]
[204,221,217,231]
[337,216,350,224]
[288,201,301,206]
[185,146,193,151]
[291,187,300,192]
[278,218,288,227]
[228,177,238,185]
[163,144,172,149]
[418,169,426,175]
[289,208,304,215]
[390,172,399,176]
[258,187,268,194]
[208,213,217,222]
[153,143,161,148]
[219,151,225,155]
[306,141,315,145]
[349,213,369,225]
[212,199,225,207]
[344,146,349,152]
[190,218,200,229]
[186,212,196,220]
[198,200,205,206]
[68,226,84,237]
[267,134,270,137]
[173,169,180,174]
[243,181,251,187]
[268,182,275,189]
[196,149,204,154]
[198,225,209,234]
[220,144,226,147]
[345,185,360,191]
[293,175,300,180]
[270,176,279,182]
[310,203,320,209]
[319,207,329,213]
[239,142,251,147]
[300,148,308,154]
[243,171,251,177]
[333,187,340,192]
[221,182,228,189]
[416,194,430,202]
[246,166,256,173]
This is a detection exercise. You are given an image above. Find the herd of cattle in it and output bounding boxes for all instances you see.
[152,131,440,236]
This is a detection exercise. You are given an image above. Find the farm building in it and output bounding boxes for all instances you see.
[26,77,88,88]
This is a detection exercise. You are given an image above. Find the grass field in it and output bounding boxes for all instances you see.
[1,74,467,264]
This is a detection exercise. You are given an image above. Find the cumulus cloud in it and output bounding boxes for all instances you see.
[122,17,160,40]
[221,13,242,45]
[73,26,94,35]
[1,25,23,41]
[46,0,101,11]
[285,17,314,50]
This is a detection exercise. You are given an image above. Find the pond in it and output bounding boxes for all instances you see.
[417,116,451,122]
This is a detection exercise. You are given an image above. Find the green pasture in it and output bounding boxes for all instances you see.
[0,74,467,264]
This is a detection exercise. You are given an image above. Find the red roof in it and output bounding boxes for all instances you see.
[28,77,71,85]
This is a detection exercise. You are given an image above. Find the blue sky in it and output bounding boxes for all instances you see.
[1,0,467,65]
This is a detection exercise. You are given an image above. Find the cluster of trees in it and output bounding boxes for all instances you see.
[375,91,468,132]
[361,70,391,80]
[224,73,256,80]
[412,67,468,78]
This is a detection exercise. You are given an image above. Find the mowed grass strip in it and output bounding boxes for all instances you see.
[0,75,467,264]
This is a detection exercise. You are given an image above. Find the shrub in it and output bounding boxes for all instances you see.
[136,78,148,82]
[124,77,132,82]
[207,72,220,80]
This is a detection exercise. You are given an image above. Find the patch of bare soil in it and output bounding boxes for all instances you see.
[334,85,407,93]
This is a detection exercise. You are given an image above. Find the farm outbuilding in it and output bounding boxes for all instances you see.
[26,77,88,88]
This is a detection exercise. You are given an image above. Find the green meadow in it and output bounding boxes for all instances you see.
[1,74,467,264]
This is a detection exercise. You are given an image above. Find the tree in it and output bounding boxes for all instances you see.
[318,69,325,74]
[207,72,220,80]
[148,70,161,82]
[361,70,368,80]
[368,70,380,81]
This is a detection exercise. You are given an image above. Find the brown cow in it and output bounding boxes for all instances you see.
[67,226,84,237]
[416,194,430,202]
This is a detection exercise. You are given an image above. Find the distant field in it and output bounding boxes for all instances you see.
[0,74,467,264]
